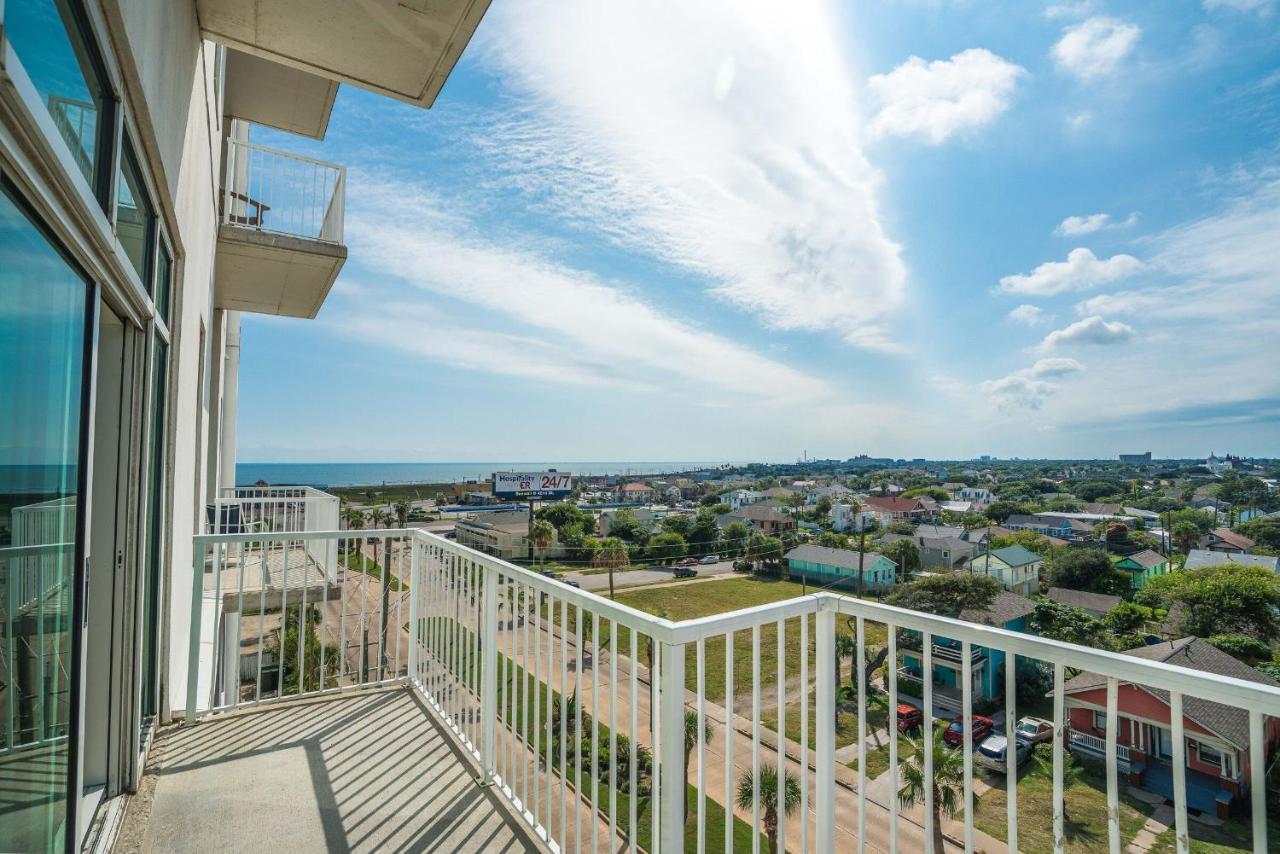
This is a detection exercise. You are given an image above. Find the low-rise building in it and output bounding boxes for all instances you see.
[1045,587,1122,618]
[1111,549,1171,589]
[454,510,555,560]
[1198,528,1254,554]
[784,544,897,592]
[829,502,878,533]
[730,505,797,535]
[864,496,928,522]
[968,545,1043,596]
[618,482,657,503]
[1183,550,1280,572]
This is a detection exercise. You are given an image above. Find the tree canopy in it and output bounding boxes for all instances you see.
[1048,548,1127,596]
[887,574,1000,618]
[1138,563,1280,641]
[878,538,921,578]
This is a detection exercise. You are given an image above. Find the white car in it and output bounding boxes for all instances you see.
[976,734,1033,773]
[699,554,719,564]
[1014,716,1054,745]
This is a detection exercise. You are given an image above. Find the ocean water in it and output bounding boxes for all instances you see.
[235,461,730,488]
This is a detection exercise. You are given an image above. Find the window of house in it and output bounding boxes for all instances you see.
[1196,742,1222,769]
[116,137,156,285]
[1092,711,1108,733]
[3,0,115,201]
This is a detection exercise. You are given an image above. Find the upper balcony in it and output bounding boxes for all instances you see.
[214,134,347,318]
[119,527,1280,853]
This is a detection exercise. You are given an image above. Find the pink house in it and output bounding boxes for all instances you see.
[1063,637,1280,817]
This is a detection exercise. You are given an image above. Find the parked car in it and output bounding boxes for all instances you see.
[678,557,699,567]
[563,579,581,589]
[895,703,924,734]
[976,733,1033,772]
[943,714,995,748]
[732,560,753,573]
[699,554,720,564]
[672,566,698,578]
[1014,716,1054,745]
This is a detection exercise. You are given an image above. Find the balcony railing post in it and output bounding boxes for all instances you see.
[659,637,686,853]
[185,544,204,724]
[407,536,421,689]
[478,562,499,783]
[816,605,836,852]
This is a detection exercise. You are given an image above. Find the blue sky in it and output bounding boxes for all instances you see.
[237,0,1280,463]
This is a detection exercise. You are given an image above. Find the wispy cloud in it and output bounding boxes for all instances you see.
[1038,315,1135,350]
[999,248,1143,296]
[1054,211,1140,236]
[336,178,833,406]
[1203,0,1273,15]
[1052,17,1141,79]
[981,357,1085,409]
[1008,304,1046,326]
[867,49,1025,144]
[469,0,907,352]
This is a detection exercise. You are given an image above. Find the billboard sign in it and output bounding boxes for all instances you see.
[492,471,574,499]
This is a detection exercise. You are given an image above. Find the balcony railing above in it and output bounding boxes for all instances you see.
[185,528,1280,854]
[221,136,345,244]
[931,641,986,664]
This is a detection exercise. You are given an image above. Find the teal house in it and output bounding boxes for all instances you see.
[784,544,897,592]
[898,591,1036,707]
[1111,549,1170,589]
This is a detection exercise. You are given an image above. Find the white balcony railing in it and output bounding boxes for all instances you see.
[1070,731,1131,764]
[931,641,986,665]
[208,486,339,583]
[222,136,345,244]
[187,528,1280,853]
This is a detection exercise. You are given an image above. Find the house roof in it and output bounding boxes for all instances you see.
[969,525,1013,541]
[1062,637,1280,750]
[959,590,1037,627]
[785,544,893,571]
[1084,502,1124,516]
[1207,528,1255,551]
[738,505,794,522]
[988,545,1042,566]
[761,487,797,498]
[864,496,923,513]
[619,482,654,492]
[1184,549,1280,571]
[1116,549,1167,569]
[916,524,965,540]
[1045,587,1121,615]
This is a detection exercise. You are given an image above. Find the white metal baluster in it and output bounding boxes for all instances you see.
[816,610,835,854]
[357,536,368,687]
[777,619,788,850]
[923,631,935,854]
[752,624,761,854]
[592,611,601,854]
[481,565,499,782]
[256,537,267,702]
[857,616,868,854]
[275,539,287,701]
[545,594,556,838]
[629,630,639,852]
[1052,661,1065,854]
[1106,676,1121,854]
[233,533,247,710]
[461,560,473,745]
[961,639,973,853]
[394,539,404,679]
[660,637,685,853]
[609,618,619,848]
[300,535,309,697]
[1005,650,1018,853]
[1170,690,1189,854]
[888,624,898,854]
[725,630,734,854]
[650,635,660,851]
[532,585,543,830]
[212,541,223,707]
[696,635,706,854]
[522,581,532,816]
[1248,709,1266,854]
[451,555,463,728]
[559,597,569,848]
[800,615,810,854]
[574,605,584,852]
[496,572,508,788]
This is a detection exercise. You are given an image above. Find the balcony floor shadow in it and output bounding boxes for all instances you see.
[114,687,540,853]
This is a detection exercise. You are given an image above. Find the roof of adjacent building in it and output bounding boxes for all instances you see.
[785,544,894,571]
[1115,549,1167,569]
[864,496,923,512]
[619,482,654,492]
[1062,637,1280,750]
[989,545,1042,566]
[761,487,797,498]
[1045,587,1121,615]
[916,524,965,539]
[457,510,533,533]
[959,590,1037,627]
[1084,502,1124,516]
[1206,528,1255,551]
[1184,549,1280,571]
[941,500,975,513]
[737,505,794,522]
[969,525,1013,541]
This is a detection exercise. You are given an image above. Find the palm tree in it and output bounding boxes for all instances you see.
[341,507,367,564]
[592,536,630,598]
[1171,521,1200,555]
[529,519,556,568]
[898,730,965,854]
[368,506,390,529]
[736,765,801,854]
[682,710,714,823]
[833,633,855,725]
[393,498,410,528]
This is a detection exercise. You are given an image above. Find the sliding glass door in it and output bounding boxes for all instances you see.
[0,182,93,851]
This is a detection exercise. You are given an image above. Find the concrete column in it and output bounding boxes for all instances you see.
[218,310,240,491]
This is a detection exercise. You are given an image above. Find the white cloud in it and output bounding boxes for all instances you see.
[1203,0,1272,14]
[1066,111,1093,131]
[471,0,907,351]
[867,48,1025,144]
[1045,1,1096,18]
[999,247,1143,295]
[1052,17,1141,79]
[1054,211,1139,236]
[981,357,1085,409]
[1008,304,1046,325]
[338,178,833,406]
[1037,315,1135,350]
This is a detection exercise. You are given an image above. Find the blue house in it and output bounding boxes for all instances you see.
[784,544,897,593]
[898,591,1036,708]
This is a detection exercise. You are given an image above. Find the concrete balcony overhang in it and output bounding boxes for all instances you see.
[197,0,492,109]
[222,48,338,140]
[214,225,345,318]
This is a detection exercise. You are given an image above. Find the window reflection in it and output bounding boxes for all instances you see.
[116,139,155,284]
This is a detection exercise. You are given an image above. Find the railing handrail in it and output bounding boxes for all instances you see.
[225,136,346,172]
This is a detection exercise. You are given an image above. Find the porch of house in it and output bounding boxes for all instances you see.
[112,688,541,853]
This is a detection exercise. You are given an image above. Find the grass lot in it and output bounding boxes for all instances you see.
[1147,816,1280,853]
[847,738,918,779]
[341,550,404,591]
[974,751,1157,853]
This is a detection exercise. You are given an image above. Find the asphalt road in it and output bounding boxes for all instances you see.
[561,559,739,592]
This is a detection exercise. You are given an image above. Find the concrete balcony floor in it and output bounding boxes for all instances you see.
[115,688,539,853]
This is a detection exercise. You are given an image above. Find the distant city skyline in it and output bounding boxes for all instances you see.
[236,1,1280,462]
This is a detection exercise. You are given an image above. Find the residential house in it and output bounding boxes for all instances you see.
[1064,637,1280,816]
[598,507,663,538]
[916,524,966,540]
[663,485,683,504]
[1045,587,1122,618]
[1111,549,1171,589]
[618,482,657,503]
[1085,502,1125,516]
[1184,550,1280,572]
[455,511,557,561]
[918,536,974,571]
[761,486,798,503]
[1199,528,1254,554]
[1005,514,1095,541]
[915,496,940,520]
[726,489,763,511]
[957,486,993,505]
[864,496,928,522]
[968,525,1014,547]
[941,483,967,496]
[720,505,796,536]
[968,545,1043,596]
[784,544,897,592]
[829,503,878,533]
[898,591,1037,710]
[941,500,976,514]
[806,484,854,505]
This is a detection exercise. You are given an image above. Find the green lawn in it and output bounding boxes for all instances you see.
[973,751,1157,853]
[341,550,404,590]
[1147,815,1280,853]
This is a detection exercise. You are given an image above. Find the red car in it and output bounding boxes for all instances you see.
[896,703,924,734]
[943,714,994,748]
